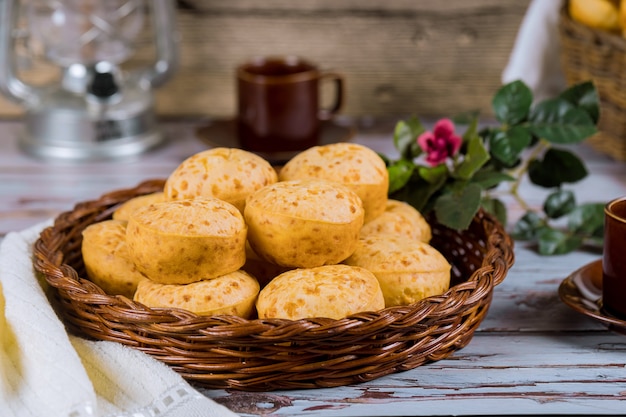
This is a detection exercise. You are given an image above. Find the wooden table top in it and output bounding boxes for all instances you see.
[1,118,625,416]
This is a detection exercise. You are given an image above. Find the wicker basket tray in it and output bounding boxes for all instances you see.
[559,1,626,161]
[33,179,514,391]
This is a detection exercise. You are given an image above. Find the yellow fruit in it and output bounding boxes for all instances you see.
[620,0,626,35]
[569,0,621,32]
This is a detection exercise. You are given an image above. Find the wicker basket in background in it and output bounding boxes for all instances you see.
[33,179,514,391]
[559,1,626,161]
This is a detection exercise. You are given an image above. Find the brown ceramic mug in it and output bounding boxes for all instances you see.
[602,196,626,319]
[236,56,343,153]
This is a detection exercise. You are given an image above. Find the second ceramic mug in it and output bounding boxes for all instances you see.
[236,56,343,153]
[602,196,626,319]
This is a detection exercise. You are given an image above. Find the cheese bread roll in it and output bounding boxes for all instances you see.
[244,179,364,268]
[81,219,146,298]
[112,192,165,222]
[344,234,450,307]
[360,199,431,243]
[164,147,277,212]
[278,143,388,222]
[256,264,384,320]
[134,270,259,318]
[126,198,247,284]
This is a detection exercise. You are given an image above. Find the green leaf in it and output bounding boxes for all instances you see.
[489,125,532,166]
[492,80,533,125]
[418,164,449,185]
[537,228,583,255]
[529,97,575,124]
[512,211,545,240]
[470,169,515,189]
[567,202,605,237]
[393,165,449,212]
[528,108,597,144]
[391,177,438,213]
[387,159,415,193]
[528,148,588,188]
[543,190,576,219]
[454,135,490,180]
[433,182,482,230]
[481,196,507,226]
[390,164,448,213]
[394,117,424,160]
[559,81,600,124]
[460,116,479,142]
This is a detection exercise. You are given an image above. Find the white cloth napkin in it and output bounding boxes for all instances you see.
[0,222,239,417]
[502,0,567,101]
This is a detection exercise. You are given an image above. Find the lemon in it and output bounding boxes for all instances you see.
[569,0,621,32]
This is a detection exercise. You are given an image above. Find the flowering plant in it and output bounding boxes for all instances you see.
[384,80,605,255]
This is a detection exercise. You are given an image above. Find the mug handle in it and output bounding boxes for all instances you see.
[318,72,344,121]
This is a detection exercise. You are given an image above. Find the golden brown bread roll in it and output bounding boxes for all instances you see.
[126,198,247,284]
[81,219,146,298]
[256,264,385,320]
[244,179,364,268]
[278,143,389,222]
[164,147,278,212]
[343,234,450,307]
[112,192,166,222]
[134,270,260,318]
[360,199,432,243]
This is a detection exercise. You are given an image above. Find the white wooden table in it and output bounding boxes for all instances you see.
[1,118,625,416]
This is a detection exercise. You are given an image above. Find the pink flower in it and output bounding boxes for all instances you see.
[417,118,462,166]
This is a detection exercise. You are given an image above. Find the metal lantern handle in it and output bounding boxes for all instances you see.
[141,0,179,88]
[0,0,40,105]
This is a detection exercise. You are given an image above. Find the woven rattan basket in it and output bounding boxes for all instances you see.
[559,1,626,160]
[33,179,514,391]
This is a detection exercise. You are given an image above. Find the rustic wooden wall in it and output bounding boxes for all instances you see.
[0,0,530,119]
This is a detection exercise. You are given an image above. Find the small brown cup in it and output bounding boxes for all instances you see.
[236,56,343,153]
[602,196,626,319]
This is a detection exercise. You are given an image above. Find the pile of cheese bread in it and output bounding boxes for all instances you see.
[81,143,451,320]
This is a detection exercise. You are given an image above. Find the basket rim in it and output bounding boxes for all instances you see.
[33,178,514,335]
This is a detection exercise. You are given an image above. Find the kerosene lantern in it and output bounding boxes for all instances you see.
[0,0,178,160]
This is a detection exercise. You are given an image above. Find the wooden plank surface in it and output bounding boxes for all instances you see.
[1,118,625,416]
[200,333,626,416]
[0,0,531,119]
